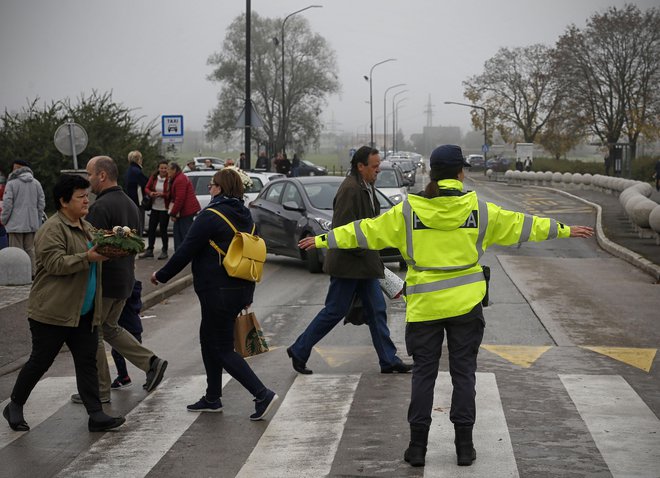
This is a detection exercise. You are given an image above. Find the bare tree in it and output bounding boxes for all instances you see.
[554,4,660,160]
[463,44,562,144]
[206,13,340,156]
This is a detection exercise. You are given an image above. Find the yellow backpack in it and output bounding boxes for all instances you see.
[207,208,267,282]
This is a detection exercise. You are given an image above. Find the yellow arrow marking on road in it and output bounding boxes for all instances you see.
[481,345,552,368]
[581,346,657,372]
[315,346,374,368]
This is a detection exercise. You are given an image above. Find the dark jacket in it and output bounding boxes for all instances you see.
[155,195,256,297]
[169,171,201,218]
[86,185,140,299]
[324,173,384,279]
[125,162,148,207]
[118,280,143,336]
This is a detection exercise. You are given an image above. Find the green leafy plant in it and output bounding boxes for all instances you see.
[91,226,145,257]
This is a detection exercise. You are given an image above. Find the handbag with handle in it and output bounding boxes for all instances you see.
[234,309,269,357]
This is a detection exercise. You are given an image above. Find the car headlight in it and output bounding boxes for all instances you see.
[315,217,333,231]
[389,194,403,204]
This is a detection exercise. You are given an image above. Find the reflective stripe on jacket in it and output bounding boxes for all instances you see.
[315,179,571,323]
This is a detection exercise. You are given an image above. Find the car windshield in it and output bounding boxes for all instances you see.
[376,170,399,188]
[189,175,213,196]
[245,177,263,194]
[302,160,314,166]
[396,161,414,172]
[302,181,340,210]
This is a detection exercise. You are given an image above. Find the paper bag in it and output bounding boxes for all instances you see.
[234,310,269,357]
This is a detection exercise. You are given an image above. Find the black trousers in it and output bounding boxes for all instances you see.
[11,314,103,414]
[405,316,484,428]
[146,209,170,251]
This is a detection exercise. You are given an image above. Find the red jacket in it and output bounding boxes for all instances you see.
[169,171,200,218]
[145,174,171,208]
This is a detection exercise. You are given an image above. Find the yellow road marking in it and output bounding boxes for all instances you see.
[581,346,657,372]
[481,345,552,368]
[315,345,374,367]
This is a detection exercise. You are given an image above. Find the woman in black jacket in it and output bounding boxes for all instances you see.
[151,169,278,420]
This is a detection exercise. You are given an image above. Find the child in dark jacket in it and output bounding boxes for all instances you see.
[110,280,144,389]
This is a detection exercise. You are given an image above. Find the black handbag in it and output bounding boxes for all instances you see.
[343,293,366,326]
[141,194,152,211]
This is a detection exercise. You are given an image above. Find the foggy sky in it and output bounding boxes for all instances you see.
[1,0,655,145]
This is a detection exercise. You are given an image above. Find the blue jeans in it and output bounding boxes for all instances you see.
[290,276,402,368]
[173,215,194,251]
[196,287,266,401]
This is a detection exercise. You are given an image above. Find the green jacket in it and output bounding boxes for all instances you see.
[27,211,103,327]
[315,179,571,322]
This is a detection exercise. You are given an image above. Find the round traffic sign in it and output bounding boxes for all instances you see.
[54,122,88,156]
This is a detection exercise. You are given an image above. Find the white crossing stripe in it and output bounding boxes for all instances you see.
[0,376,77,448]
[56,375,231,478]
[560,374,660,478]
[236,374,360,478]
[425,372,519,477]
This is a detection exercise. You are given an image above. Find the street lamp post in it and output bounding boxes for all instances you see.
[383,83,405,158]
[365,58,396,148]
[279,5,322,155]
[393,97,408,153]
[444,101,489,163]
[391,90,408,153]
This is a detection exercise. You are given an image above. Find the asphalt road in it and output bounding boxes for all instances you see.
[0,176,658,477]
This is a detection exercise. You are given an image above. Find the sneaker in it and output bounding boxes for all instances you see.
[143,356,168,392]
[187,396,223,413]
[138,249,154,259]
[110,376,132,389]
[71,394,111,404]
[157,251,169,260]
[249,390,279,421]
[380,362,413,374]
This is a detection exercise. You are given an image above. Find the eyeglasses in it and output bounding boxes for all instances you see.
[208,183,219,190]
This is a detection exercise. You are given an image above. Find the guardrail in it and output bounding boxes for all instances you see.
[500,169,660,245]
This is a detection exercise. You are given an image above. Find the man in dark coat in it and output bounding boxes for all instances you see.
[70,156,168,404]
[286,146,411,374]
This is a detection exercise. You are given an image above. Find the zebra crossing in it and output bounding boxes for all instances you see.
[1,371,659,477]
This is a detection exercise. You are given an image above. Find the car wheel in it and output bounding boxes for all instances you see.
[305,238,323,273]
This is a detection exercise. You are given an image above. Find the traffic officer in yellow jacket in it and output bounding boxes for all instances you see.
[299,144,594,468]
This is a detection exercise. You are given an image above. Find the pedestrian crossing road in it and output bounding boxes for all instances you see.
[1,366,658,478]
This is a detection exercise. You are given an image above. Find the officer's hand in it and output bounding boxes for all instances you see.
[298,236,317,250]
[569,225,594,238]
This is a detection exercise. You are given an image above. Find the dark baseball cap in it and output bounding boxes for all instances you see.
[429,145,470,168]
[13,159,31,168]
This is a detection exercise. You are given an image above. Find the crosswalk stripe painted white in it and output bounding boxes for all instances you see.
[425,372,519,477]
[56,375,231,478]
[0,376,77,448]
[560,374,660,478]
[235,374,361,478]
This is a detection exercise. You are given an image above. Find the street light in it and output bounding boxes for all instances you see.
[383,83,406,158]
[365,58,396,148]
[279,5,322,155]
[393,97,408,153]
[444,101,489,163]
[391,90,408,153]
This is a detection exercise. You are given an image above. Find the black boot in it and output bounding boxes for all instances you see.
[454,424,476,466]
[404,423,429,467]
[3,401,29,431]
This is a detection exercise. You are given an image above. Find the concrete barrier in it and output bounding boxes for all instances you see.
[0,247,32,286]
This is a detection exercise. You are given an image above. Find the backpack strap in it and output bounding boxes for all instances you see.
[206,207,256,256]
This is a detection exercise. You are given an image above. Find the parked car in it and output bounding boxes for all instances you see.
[249,176,404,272]
[375,161,408,204]
[185,170,282,209]
[297,160,327,176]
[467,154,485,170]
[193,156,224,170]
[390,158,417,187]
[486,156,511,172]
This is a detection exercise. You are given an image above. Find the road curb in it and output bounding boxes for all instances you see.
[531,186,660,283]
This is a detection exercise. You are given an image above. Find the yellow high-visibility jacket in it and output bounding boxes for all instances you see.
[314,179,571,323]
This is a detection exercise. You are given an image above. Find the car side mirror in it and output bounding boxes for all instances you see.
[282,201,304,212]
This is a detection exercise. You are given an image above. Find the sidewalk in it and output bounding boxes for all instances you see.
[0,238,191,374]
